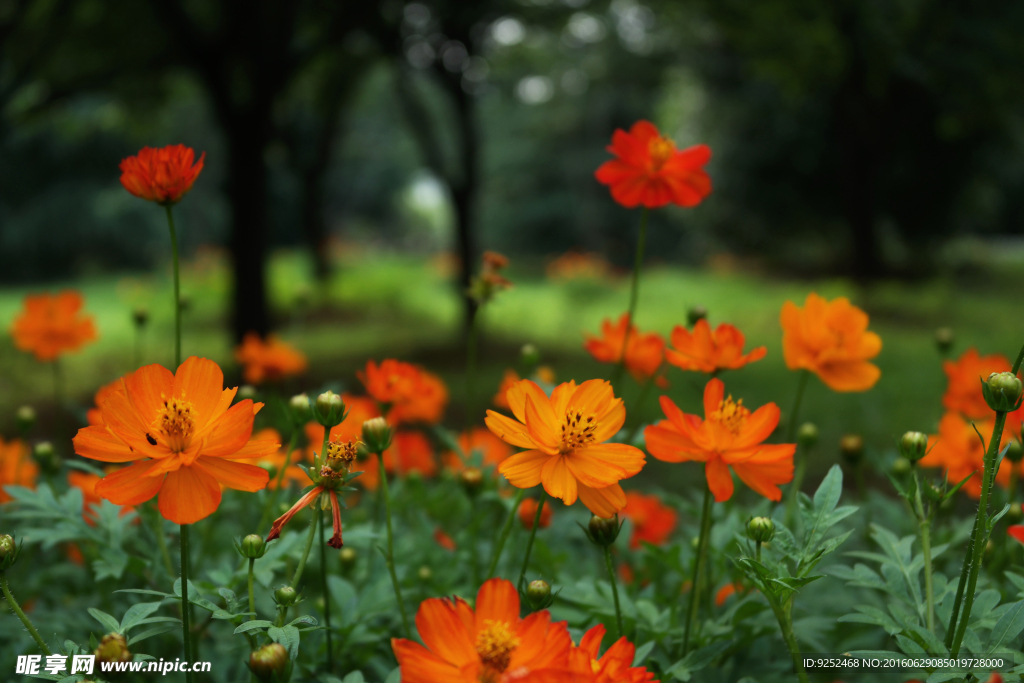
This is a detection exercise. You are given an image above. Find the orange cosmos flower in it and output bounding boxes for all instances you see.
[444,427,514,473]
[486,379,646,516]
[434,528,456,551]
[493,369,520,410]
[665,319,766,374]
[72,357,278,524]
[518,497,553,530]
[595,120,712,209]
[87,379,123,427]
[714,583,746,607]
[943,349,1012,420]
[0,438,36,503]
[383,431,437,478]
[621,491,677,550]
[585,314,667,385]
[569,624,658,683]
[780,293,882,392]
[920,412,1015,498]
[253,429,312,490]
[644,378,795,502]
[234,333,307,385]
[119,144,205,205]
[68,469,136,525]
[391,578,575,683]
[358,359,448,425]
[1009,526,1024,545]
[11,291,97,361]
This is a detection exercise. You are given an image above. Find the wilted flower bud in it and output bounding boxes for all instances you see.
[587,515,620,547]
[132,308,149,328]
[899,431,929,462]
[339,547,357,571]
[238,385,257,401]
[15,406,35,433]
[840,434,864,465]
[1008,503,1023,524]
[797,423,818,449]
[418,566,432,581]
[249,642,290,682]
[274,586,298,607]
[460,467,484,496]
[982,372,1023,412]
[324,440,358,476]
[289,393,311,426]
[361,417,393,454]
[687,305,708,327]
[935,327,954,355]
[94,633,131,664]
[891,457,912,475]
[520,344,540,368]
[314,391,346,428]
[0,534,17,570]
[747,517,776,543]
[525,579,554,610]
[238,534,266,559]
[1006,439,1024,464]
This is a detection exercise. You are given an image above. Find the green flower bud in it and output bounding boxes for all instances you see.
[840,434,864,465]
[339,547,357,571]
[15,406,35,433]
[274,586,298,607]
[361,417,393,454]
[687,305,708,327]
[238,534,267,559]
[747,517,776,543]
[525,579,554,610]
[935,327,954,355]
[0,534,17,570]
[32,441,60,473]
[314,391,346,428]
[289,393,312,426]
[238,385,257,401]
[586,514,621,547]
[982,372,1023,412]
[899,431,929,462]
[520,343,540,368]
[460,467,484,496]
[417,566,432,581]
[1008,503,1023,524]
[132,308,149,328]
[1005,439,1024,464]
[249,642,290,683]
[891,457,912,475]
[94,633,131,664]
[797,422,818,449]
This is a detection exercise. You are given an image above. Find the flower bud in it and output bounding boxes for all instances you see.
[238,534,266,559]
[525,579,554,610]
[935,327,954,355]
[982,372,1023,412]
[840,434,864,466]
[687,305,707,327]
[249,642,290,682]
[15,406,35,433]
[132,308,149,328]
[797,422,818,449]
[520,344,540,368]
[1008,503,1023,524]
[32,441,60,473]
[289,393,312,426]
[314,390,346,428]
[274,585,298,607]
[747,517,776,543]
[361,417,393,454]
[418,566,432,581]
[94,633,131,664]
[238,385,257,401]
[460,467,484,496]
[891,457,912,475]
[0,534,17,570]
[1005,439,1024,464]
[586,514,620,547]
[899,431,929,462]
[339,547,357,571]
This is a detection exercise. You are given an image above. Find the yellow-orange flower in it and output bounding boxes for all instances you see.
[665,320,766,374]
[486,379,646,516]
[72,357,278,524]
[585,314,666,384]
[518,497,553,530]
[942,349,1012,420]
[920,412,1015,498]
[358,359,448,425]
[234,333,307,385]
[621,491,677,550]
[68,469,136,525]
[383,431,437,478]
[0,438,36,503]
[391,578,574,683]
[780,293,881,392]
[11,291,97,361]
[444,427,514,473]
[568,624,657,683]
[644,378,795,502]
[119,144,204,205]
[493,369,520,410]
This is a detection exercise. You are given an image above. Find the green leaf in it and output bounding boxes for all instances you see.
[268,625,301,659]
[384,668,401,683]
[234,620,275,635]
[988,600,1024,652]
[287,615,319,628]
[128,623,179,645]
[88,608,121,633]
[341,674,366,683]
[120,601,163,632]
[632,641,655,667]
[665,640,731,680]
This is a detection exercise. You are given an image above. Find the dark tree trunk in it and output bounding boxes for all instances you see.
[299,149,332,283]
[451,81,479,327]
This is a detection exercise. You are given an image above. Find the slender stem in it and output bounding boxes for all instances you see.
[625,375,657,446]
[291,504,320,589]
[52,359,63,410]
[468,501,482,587]
[247,558,256,622]
[683,485,714,655]
[259,430,300,534]
[150,508,174,578]
[944,517,977,650]
[179,524,194,683]
[517,492,547,591]
[603,544,624,639]
[786,443,809,527]
[465,310,478,431]
[912,468,935,633]
[785,370,810,443]
[756,541,762,564]
[950,410,1008,655]
[771,599,810,683]
[166,205,181,368]
[610,207,649,387]
[379,455,412,639]
[0,572,51,655]
[320,510,333,672]
[487,488,527,580]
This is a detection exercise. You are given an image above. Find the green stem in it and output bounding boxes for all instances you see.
[166,205,181,368]
[771,598,810,683]
[683,485,714,655]
[291,504,320,590]
[465,310,478,431]
[0,572,51,655]
[259,430,300,534]
[912,468,935,633]
[487,488,527,580]
[756,541,762,564]
[247,558,256,622]
[379,455,412,639]
[784,370,810,443]
[320,510,333,672]
[610,207,649,388]
[150,508,174,579]
[179,524,194,683]
[517,492,547,592]
[603,544,624,639]
[950,410,1008,656]
[785,443,809,527]
[944,516,977,650]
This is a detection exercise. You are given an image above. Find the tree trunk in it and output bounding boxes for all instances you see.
[451,81,478,328]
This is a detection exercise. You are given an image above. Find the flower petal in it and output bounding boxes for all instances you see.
[391,638,467,683]
[705,458,734,502]
[73,425,138,463]
[475,578,520,634]
[415,597,477,668]
[192,457,269,492]
[485,411,539,450]
[158,464,222,524]
[498,450,550,489]
[565,443,645,488]
[95,459,165,506]
[577,482,626,516]
[541,455,578,506]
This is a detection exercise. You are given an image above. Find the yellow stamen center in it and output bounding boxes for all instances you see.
[591,659,602,673]
[156,397,196,452]
[559,410,598,454]
[324,439,361,476]
[476,620,519,674]
[648,136,676,170]
[712,395,749,435]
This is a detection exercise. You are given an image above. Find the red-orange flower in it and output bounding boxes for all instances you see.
[359,359,448,425]
[392,578,575,683]
[518,497,553,530]
[621,491,677,550]
[493,369,520,410]
[585,314,666,384]
[569,624,658,683]
[254,429,312,490]
[0,438,36,503]
[920,412,1014,498]
[486,379,647,516]
[434,528,456,551]
[644,378,795,502]
[665,320,766,374]
[11,291,97,361]
[68,469,135,525]
[595,120,712,209]
[943,349,1012,420]
[72,357,278,524]
[780,293,882,392]
[714,583,745,607]
[234,333,307,385]
[383,431,437,478]
[444,427,514,473]
[87,380,123,427]
[119,144,205,205]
